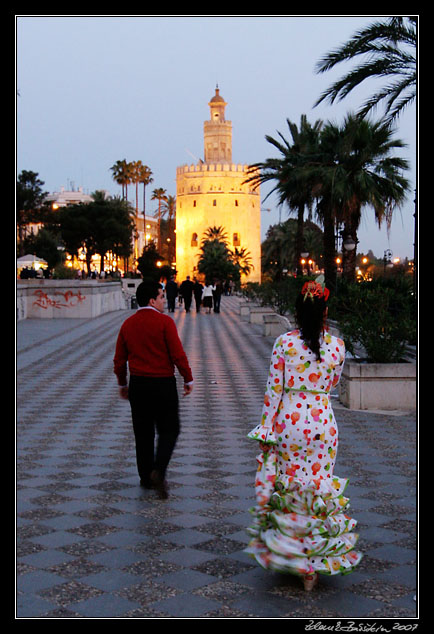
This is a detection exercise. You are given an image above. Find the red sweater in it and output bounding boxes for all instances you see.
[113,307,193,386]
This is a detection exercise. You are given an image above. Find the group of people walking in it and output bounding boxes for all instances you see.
[113,274,362,593]
[165,275,224,314]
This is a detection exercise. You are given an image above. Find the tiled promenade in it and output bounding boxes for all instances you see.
[16,296,417,619]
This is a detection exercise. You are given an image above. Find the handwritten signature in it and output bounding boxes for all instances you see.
[305,621,418,632]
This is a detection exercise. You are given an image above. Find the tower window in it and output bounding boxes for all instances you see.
[193,200,196,207]
[235,200,238,206]
[213,200,217,206]
[191,233,198,247]
[233,233,240,246]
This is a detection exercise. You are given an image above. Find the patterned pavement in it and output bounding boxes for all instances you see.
[16,295,417,619]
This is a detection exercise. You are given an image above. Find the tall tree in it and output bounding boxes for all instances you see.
[110,160,133,201]
[197,230,239,284]
[161,195,176,265]
[245,115,323,276]
[138,164,153,224]
[314,16,417,123]
[151,188,168,251]
[261,219,323,281]
[314,115,410,283]
[16,170,48,256]
[58,194,134,275]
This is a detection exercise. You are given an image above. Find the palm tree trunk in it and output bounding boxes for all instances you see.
[295,203,305,276]
[342,217,358,282]
[322,204,337,291]
[158,200,161,252]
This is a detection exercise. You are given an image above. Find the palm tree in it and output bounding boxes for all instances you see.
[161,194,176,264]
[245,115,323,276]
[201,225,229,247]
[138,164,153,224]
[261,219,323,280]
[197,232,239,284]
[314,16,417,123]
[314,115,410,282]
[131,160,143,221]
[231,246,254,278]
[151,188,168,251]
[161,194,176,224]
[110,160,133,201]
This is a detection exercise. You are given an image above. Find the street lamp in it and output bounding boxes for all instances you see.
[383,249,393,273]
[343,236,356,251]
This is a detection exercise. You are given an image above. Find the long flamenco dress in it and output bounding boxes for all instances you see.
[245,329,363,577]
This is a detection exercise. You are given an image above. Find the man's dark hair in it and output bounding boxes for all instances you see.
[136,281,162,307]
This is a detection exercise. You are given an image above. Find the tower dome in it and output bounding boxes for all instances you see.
[209,86,226,103]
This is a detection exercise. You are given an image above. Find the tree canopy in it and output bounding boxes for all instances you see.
[58,194,134,274]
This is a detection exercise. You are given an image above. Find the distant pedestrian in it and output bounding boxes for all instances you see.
[202,282,215,314]
[179,276,195,312]
[113,280,193,499]
[193,278,203,313]
[245,275,362,591]
[212,280,223,313]
[165,276,178,312]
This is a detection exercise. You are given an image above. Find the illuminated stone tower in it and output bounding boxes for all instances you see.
[175,87,261,284]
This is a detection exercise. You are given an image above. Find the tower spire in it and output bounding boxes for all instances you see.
[204,86,232,163]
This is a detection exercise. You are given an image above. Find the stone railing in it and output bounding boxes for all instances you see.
[17,279,127,320]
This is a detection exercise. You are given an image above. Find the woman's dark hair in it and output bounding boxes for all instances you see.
[136,281,162,307]
[295,293,327,361]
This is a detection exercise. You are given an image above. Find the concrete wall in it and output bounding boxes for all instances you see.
[339,359,416,411]
[17,280,127,320]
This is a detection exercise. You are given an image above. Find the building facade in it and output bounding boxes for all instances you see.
[175,88,261,284]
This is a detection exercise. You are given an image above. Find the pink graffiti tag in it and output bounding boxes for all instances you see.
[33,289,87,310]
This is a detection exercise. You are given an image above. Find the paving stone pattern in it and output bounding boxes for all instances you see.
[16,296,417,618]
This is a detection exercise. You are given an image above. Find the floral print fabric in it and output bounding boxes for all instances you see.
[245,329,362,576]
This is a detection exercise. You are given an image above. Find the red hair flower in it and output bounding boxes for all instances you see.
[301,275,329,301]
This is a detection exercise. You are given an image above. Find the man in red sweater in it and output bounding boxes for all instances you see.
[113,280,193,498]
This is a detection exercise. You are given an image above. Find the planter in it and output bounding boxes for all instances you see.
[339,358,416,411]
[239,302,274,324]
[263,313,292,337]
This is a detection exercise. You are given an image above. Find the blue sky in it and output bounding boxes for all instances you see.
[16,15,417,260]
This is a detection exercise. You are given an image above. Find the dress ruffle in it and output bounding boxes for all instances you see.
[247,422,277,445]
[245,450,363,576]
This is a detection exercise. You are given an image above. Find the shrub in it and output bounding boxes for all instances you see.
[331,277,416,363]
[242,277,311,315]
[52,263,77,279]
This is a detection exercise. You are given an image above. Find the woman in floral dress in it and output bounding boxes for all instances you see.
[245,277,362,591]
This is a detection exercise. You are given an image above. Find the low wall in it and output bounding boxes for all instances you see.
[339,360,416,411]
[17,280,127,320]
[239,301,292,336]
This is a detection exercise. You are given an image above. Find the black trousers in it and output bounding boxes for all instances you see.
[167,295,176,312]
[128,375,180,483]
[183,294,193,311]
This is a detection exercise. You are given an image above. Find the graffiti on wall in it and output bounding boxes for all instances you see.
[33,289,87,310]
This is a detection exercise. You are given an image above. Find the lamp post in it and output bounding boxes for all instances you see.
[341,234,358,282]
[300,251,309,276]
[383,249,393,274]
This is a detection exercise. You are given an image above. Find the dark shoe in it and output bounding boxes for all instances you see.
[140,479,153,489]
[150,470,169,499]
